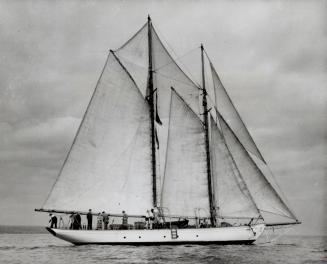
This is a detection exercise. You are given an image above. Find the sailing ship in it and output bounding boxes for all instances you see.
[35,16,300,245]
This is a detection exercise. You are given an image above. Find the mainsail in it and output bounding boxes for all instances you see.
[161,89,210,217]
[210,116,259,219]
[43,52,153,215]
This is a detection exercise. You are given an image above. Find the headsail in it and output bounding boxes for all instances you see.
[210,116,260,219]
[210,63,266,163]
[161,89,210,218]
[217,111,298,224]
[43,52,153,215]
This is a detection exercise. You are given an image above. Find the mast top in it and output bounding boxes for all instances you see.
[148,15,151,22]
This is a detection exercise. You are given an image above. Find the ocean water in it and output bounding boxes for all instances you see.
[0,227,325,264]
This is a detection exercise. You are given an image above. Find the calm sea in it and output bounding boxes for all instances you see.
[0,226,325,264]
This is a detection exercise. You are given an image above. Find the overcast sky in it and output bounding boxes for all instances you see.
[0,0,326,235]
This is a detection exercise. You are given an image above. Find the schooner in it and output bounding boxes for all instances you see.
[35,16,300,245]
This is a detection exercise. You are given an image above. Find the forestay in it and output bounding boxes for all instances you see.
[217,112,297,223]
[161,89,210,217]
[210,116,259,219]
[43,52,153,215]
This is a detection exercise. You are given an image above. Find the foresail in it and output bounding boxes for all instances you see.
[210,63,266,163]
[161,89,210,218]
[210,116,259,219]
[43,52,153,215]
[217,113,297,223]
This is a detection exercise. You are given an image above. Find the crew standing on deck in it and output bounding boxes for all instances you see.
[122,211,128,229]
[150,207,159,229]
[102,211,109,230]
[96,213,103,230]
[49,214,57,228]
[87,209,93,230]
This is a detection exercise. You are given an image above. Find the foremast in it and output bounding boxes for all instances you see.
[201,44,216,227]
[147,16,157,207]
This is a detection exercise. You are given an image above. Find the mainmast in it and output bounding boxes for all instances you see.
[147,15,157,207]
[201,44,216,226]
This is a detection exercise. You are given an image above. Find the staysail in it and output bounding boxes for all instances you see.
[42,52,153,215]
[210,63,266,163]
[217,111,297,223]
[161,89,210,218]
[210,116,260,219]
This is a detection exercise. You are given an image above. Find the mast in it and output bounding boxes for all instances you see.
[147,15,157,207]
[201,44,216,226]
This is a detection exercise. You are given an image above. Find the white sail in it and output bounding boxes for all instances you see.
[115,23,149,97]
[115,22,202,206]
[43,52,153,215]
[161,89,210,217]
[210,116,259,219]
[217,113,297,223]
[211,63,266,163]
[151,27,203,198]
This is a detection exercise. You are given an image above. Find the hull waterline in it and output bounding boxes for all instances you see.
[46,223,265,245]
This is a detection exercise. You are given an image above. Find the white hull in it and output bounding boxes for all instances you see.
[46,224,265,245]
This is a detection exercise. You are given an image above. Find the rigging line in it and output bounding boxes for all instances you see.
[151,22,201,87]
[154,46,200,71]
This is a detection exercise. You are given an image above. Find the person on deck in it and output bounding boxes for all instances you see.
[87,209,93,230]
[102,211,109,230]
[49,214,57,228]
[121,211,128,230]
[96,213,103,230]
[73,213,82,230]
[150,208,159,229]
[69,213,75,229]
